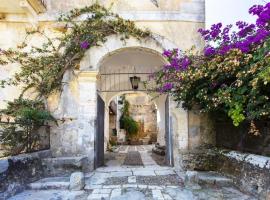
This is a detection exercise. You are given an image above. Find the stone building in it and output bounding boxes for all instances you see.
[108,93,158,145]
[0,0,215,170]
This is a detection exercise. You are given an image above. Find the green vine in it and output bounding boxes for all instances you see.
[119,96,139,137]
[0,3,151,99]
[0,4,150,155]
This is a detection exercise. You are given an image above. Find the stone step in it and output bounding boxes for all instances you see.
[197,172,233,187]
[42,156,88,176]
[8,190,87,200]
[28,177,70,190]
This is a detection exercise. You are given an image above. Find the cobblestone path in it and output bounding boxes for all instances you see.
[8,145,256,200]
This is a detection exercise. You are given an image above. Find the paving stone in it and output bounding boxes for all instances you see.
[152,189,164,200]
[85,184,103,190]
[110,171,133,177]
[138,185,148,189]
[110,190,146,200]
[85,172,109,185]
[166,186,178,189]
[163,194,173,200]
[140,152,157,166]
[92,188,112,194]
[221,187,256,200]
[103,185,121,189]
[96,167,131,173]
[148,185,164,190]
[123,184,138,188]
[155,170,175,176]
[133,170,156,176]
[110,189,122,198]
[85,172,94,178]
[88,193,110,199]
[164,188,195,200]
[128,176,136,183]
[9,190,86,200]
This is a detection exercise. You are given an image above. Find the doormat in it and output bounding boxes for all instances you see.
[123,151,143,166]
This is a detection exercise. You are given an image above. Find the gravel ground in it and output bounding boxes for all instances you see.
[123,151,143,166]
[103,177,128,185]
[136,175,184,186]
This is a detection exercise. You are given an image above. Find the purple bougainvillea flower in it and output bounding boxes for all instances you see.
[163,50,173,58]
[204,46,216,57]
[181,56,191,70]
[249,5,264,15]
[159,83,173,92]
[80,41,90,49]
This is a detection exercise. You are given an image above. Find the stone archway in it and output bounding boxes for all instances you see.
[49,35,189,170]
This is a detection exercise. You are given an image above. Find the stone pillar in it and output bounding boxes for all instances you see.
[154,95,166,146]
[76,71,98,170]
[169,100,189,170]
[104,104,110,151]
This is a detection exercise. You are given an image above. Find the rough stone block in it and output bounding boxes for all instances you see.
[69,172,85,191]
[184,171,198,185]
[128,176,136,183]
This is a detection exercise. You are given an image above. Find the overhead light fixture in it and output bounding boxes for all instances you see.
[130,76,140,90]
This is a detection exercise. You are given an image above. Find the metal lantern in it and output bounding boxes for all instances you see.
[130,76,140,90]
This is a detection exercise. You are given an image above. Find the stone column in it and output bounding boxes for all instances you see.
[77,71,98,170]
[169,100,189,170]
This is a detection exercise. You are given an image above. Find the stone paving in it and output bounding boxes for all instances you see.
[8,145,257,200]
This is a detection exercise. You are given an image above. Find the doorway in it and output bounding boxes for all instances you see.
[94,47,173,168]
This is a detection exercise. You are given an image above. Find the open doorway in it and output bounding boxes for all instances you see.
[94,47,173,169]
[105,92,165,167]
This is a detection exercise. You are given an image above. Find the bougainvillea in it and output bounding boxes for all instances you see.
[152,2,270,130]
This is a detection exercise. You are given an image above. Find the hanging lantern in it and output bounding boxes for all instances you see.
[130,76,140,90]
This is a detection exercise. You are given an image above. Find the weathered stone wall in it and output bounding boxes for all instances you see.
[126,93,158,143]
[0,0,205,168]
[178,148,270,199]
[216,150,270,199]
[0,150,51,200]
[215,120,270,156]
[188,110,216,150]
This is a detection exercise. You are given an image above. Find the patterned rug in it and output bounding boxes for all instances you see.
[123,151,143,166]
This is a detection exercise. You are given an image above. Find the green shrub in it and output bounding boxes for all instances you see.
[0,98,56,155]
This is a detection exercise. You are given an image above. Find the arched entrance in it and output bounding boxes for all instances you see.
[66,35,189,170]
[94,47,173,168]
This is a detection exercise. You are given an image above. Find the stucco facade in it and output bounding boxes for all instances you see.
[0,0,215,170]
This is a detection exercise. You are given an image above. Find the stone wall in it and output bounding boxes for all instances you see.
[215,120,270,156]
[216,150,270,199]
[178,148,270,199]
[126,93,158,144]
[0,0,205,167]
[0,150,51,200]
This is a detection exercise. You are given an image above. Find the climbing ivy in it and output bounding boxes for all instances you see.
[0,3,151,154]
[0,3,151,99]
